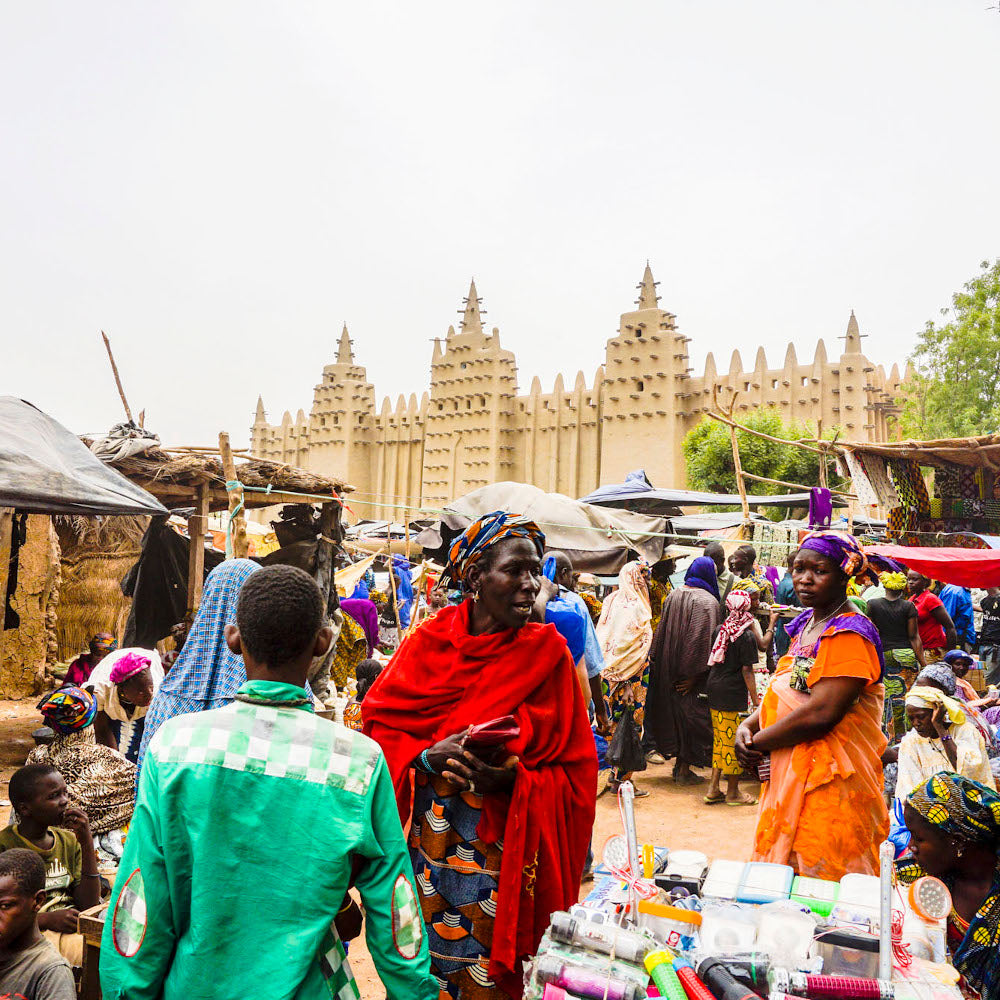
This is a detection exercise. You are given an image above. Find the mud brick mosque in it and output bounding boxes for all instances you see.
[250,265,905,517]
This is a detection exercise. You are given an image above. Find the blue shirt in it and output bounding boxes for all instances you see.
[939,585,976,646]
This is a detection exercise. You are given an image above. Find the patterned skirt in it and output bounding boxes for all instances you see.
[710,710,744,776]
[409,772,505,999]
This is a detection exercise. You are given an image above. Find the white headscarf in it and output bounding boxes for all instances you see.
[596,562,653,684]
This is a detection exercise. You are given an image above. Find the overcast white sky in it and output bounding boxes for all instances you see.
[3,1,998,448]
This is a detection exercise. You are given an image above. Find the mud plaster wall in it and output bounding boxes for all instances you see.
[1,515,60,700]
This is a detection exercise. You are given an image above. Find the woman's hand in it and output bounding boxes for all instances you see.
[424,728,472,774]
[735,722,762,768]
[442,750,519,794]
[931,701,950,735]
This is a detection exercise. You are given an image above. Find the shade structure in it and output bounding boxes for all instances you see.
[0,397,167,516]
[415,481,668,574]
[866,544,1000,589]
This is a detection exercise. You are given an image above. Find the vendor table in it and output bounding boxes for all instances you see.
[79,901,109,1000]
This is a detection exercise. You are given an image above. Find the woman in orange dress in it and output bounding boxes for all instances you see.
[736,531,890,880]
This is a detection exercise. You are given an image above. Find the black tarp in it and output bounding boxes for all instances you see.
[122,518,223,647]
[0,396,167,516]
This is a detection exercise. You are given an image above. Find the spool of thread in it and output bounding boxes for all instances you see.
[672,956,716,1000]
[697,957,763,1000]
[645,950,689,1000]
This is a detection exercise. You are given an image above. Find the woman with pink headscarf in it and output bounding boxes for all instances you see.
[596,561,653,794]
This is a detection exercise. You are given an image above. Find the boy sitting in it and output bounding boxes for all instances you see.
[0,765,101,967]
[0,848,76,999]
[100,564,436,1000]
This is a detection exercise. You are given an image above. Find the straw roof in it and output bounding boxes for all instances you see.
[826,433,1000,471]
[98,447,353,512]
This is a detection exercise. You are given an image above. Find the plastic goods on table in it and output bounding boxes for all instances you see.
[549,911,652,964]
[809,926,881,979]
[754,902,816,968]
[697,956,762,1000]
[645,950,688,1000]
[790,875,840,917]
[530,930,650,991]
[736,861,794,905]
[770,968,894,999]
[637,899,702,951]
[698,903,759,954]
[534,955,646,1000]
[701,859,747,902]
[830,873,881,929]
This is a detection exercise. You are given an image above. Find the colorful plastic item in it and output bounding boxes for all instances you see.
[790,874,840,917]
[735,861,794,905]
[645,950,688,1000]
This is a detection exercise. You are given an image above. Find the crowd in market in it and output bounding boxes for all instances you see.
[4,511,1000,1000]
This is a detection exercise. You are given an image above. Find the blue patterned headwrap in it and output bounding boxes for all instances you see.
[443,511,545,586]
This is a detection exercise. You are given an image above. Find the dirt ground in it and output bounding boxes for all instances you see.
[0,702,759,997]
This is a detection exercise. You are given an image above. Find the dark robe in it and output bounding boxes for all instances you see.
[645,585,723,767]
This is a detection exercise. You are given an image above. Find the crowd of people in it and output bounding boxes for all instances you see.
[4,513,1000,999]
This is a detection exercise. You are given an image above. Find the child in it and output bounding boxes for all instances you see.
[0,849,76,999]
[343,658,383,731]
[0,764,101,967]
[100,564,436,1000]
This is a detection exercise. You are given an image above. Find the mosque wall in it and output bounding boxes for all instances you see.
[250,266,906,520]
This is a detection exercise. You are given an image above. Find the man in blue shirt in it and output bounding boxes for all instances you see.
[938,583,976,650]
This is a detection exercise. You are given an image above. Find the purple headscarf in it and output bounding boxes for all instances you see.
[797,529,900,587]
[684,556,720,601]
[341,598,379,656]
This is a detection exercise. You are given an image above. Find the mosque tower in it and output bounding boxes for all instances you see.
[420,279,519,506]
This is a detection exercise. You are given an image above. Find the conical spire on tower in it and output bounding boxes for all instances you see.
[635,262,660,310]
[842,310,864,354]
[254,396,266,424]
[336,322,354,365]
[459,278,485,334]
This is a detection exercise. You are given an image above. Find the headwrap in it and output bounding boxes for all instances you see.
[903,773,1000,999]
[734,577,760,595]
[708,590,755,665]
[596,561,652,683]
[684,556,720,600]
[880,571,908,592]
[442,511,545,586]
[37,687,97,735]
[340,598,379,656]
[916,664,958,697]
[90,633,117,654]
[798,529,899,587]
[944,649,975,668]
[108,650,152,686]
[905,685,966,726]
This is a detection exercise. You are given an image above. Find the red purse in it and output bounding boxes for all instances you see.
[462,715,520,762]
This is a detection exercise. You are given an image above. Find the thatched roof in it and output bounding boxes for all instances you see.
[826,433,1000,471]
[101,447,352,513]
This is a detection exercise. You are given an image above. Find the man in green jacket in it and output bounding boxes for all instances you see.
[100,565,437,1000]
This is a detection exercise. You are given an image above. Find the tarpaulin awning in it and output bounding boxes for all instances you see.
[866,545,1000,589]
[416,481,667,574]
[0,397,168,516]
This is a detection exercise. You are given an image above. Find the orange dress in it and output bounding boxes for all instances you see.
[752,624,889,880]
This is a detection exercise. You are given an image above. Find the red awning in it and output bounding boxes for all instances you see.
[867,545,1000,588]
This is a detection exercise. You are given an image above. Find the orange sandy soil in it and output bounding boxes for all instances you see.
[0,702,759,997]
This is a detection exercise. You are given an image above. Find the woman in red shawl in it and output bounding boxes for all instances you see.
[363,512,597,999]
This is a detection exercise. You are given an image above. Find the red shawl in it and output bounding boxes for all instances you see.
[363,600,597,996]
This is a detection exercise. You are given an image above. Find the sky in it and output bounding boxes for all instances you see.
[3,1,998,448]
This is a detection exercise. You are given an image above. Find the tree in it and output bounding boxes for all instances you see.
[682,411,841,517]
[902,259,1000,439]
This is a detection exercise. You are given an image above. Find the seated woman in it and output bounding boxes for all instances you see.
[27,686,135,865]
[897,773,1000,1000]
[897,683,995,802]
[736,531,889,880]
[64,632,117,687]
[84,648,163,765]
[342,658,383,732]
[363,511,596,999]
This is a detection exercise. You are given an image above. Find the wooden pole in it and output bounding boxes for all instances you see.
[101,331,134,423]
[715,388,751,526]
[0,509,13,675]
[707,408,823,454]
[186,481,209,621]
[218,432,248,559]
[817,418,828,490]
[386,554,402,646]
[740,470,856,499]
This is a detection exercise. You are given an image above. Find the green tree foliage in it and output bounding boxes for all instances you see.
[682,412,841,515]
[903,259,1000,438]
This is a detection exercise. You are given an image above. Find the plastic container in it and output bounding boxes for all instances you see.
[637,899,703,950]
[736,862,794,904]
[549,911,651,964]
[698,902,759,954]
[755,902,816,968]
[809,927,881,979]
[830,873,881,930]
[791,875,840,918]
[701,859,747,901]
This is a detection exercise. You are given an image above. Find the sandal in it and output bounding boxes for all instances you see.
[703,792,726,805]
[632,788,650,798]
[726,796,759,807]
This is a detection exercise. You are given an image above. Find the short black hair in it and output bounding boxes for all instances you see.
[8,763,58,809]
[236,565,325,669]
[738,544,757,562]
[704,542,724,559]
[0,849,45,896]
[355,659,383,701]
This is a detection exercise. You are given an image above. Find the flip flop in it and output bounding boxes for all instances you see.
[703,793,726,805]
[632,788,650,798]
[726,797,759,807]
